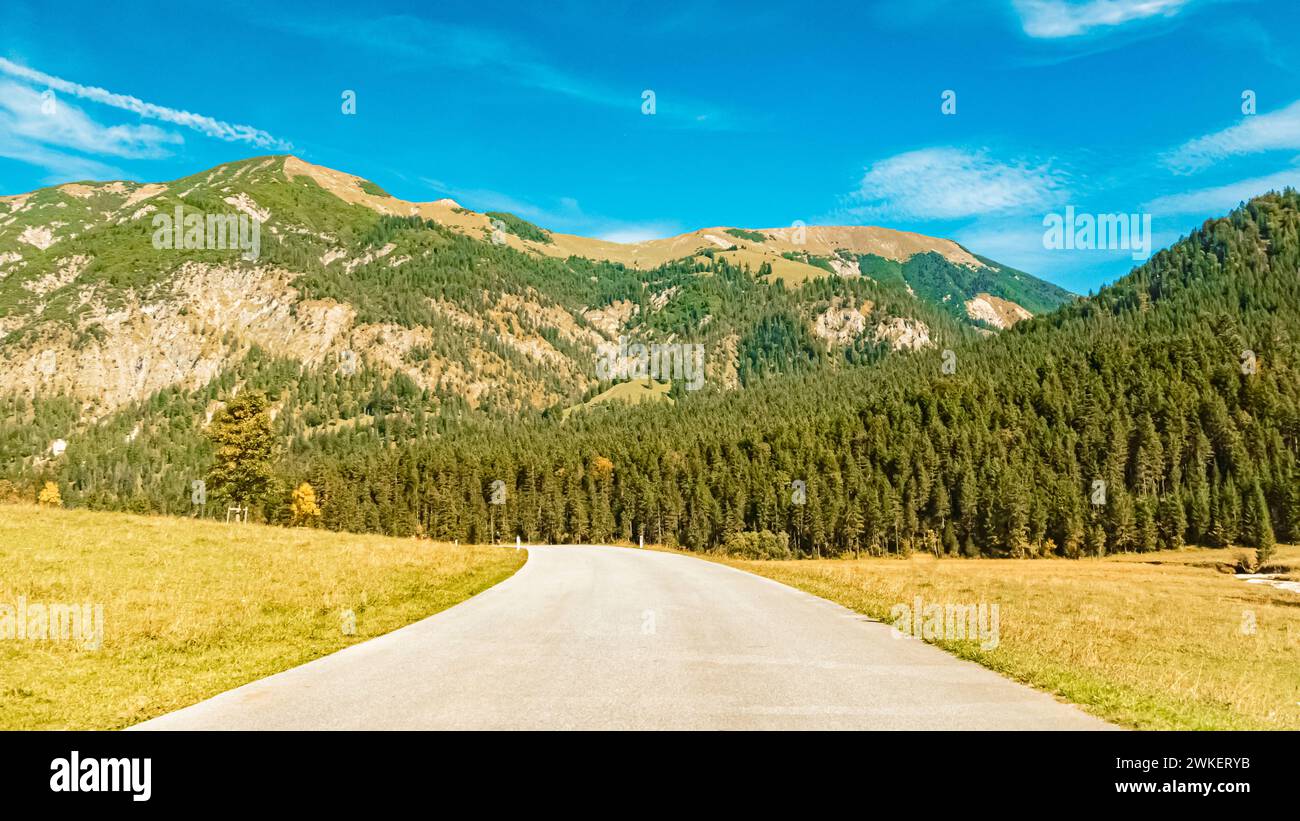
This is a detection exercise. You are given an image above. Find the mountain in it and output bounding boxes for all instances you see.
[15,183,1289,557]
[281,189,1297,553]
[0,155,1067,426]
[0,155,1091,521]
[5,161,1297,559]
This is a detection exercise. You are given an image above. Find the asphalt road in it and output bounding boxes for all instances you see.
[132,545,1111,730]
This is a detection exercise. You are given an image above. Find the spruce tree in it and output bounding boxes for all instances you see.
[206,390,279,517]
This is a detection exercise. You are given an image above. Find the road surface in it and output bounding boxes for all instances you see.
[133,546,1112,730]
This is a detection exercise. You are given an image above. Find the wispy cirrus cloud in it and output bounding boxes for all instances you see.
[1163,99,1300,173]
[957,214,1184,293]
[1145,165,1300,215]
[954,217,1155,292]
[0,80,180,160]
[0,131,126,182]
[270,14,741,130]
[1012,0,1191,38]
[0,79,183,182]
[841,147,1068,221]
[0,57,291,150]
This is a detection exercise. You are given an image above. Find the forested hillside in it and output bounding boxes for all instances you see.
[2,155,1065,519]
[290,191,1300,556]
[14,163,1292,561]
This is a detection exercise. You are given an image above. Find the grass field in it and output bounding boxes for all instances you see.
[725,545,1300,730]
[0,504,524,730]
[6,502,1295,731]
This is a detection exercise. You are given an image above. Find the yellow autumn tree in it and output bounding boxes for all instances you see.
[590,455,615,482]
[290,482,321,526]
[37,481,62,508]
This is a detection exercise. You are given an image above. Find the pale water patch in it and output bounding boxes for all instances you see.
[1236,573,1300,594]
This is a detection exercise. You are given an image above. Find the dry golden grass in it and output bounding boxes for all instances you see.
[0,504,524,730]
[563,378,674,419]
[724,545,1300,730]
[282,157,979,275]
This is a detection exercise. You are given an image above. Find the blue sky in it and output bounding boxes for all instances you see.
[2,0,1298,293]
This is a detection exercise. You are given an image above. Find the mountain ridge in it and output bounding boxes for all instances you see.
[3,153,1059,288]
[0,154,1070,424]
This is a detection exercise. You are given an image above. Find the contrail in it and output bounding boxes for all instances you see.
[0,57,292,151]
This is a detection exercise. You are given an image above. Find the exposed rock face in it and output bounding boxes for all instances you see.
[965,292,1033,329]
[583,300,637,339]
[222,192,271,223]
[813,299,868,346]
[828,256,862,278]
[18,225,55,250]
[873,317,932,351]
[22,255,90,296]
[0,263,356,415]
[810,298,931,353]
[0,256,618,420]
[649,286,679,311]
[713,333,741,390]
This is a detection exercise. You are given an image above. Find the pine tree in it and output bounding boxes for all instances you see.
[1247,480,1276,563]
[206,390,280,517]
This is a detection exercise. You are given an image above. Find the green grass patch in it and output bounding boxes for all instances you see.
[724,228,767,243]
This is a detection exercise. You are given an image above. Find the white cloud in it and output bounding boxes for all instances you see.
[1012,0,1190,38]
[1163,99,1300,173]
[0,58,291,150]
[956,220,1091,285]
[1145,167,1300,215]
[0,79,188,182]
[846,147,1067,221]
[0,80,180,160]
[956,216,1178,293]
[0,131,125,182]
